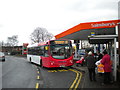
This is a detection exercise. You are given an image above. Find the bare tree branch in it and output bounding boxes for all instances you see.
[6,35,19,46]
[30,27,54,44]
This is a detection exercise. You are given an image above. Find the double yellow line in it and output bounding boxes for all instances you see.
[69,69,82,90]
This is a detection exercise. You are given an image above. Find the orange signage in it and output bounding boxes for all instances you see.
[55,20,120,39]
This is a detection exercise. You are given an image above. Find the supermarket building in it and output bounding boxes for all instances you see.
[55,19,120,81]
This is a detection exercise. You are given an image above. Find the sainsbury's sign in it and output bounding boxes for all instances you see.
[91,22,116,28]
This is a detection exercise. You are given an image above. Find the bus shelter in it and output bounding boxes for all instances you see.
[55,19,120,81]
[88,35,118,81]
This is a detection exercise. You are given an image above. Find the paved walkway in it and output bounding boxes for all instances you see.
[72,63,120,89]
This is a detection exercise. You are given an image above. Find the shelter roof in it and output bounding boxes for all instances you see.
[88,35,118,44]
[55,20,120,40]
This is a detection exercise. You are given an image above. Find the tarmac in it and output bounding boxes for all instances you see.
[72,62,120,89]
[15,55,120,89]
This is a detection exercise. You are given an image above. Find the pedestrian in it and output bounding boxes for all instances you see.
[97,51,103,61]
[100,50,112,85]
[85,51,96,81]
[95,59,104,76]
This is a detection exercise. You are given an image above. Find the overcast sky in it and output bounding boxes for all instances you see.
[0,0,119,45]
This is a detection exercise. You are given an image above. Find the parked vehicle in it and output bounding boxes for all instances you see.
[0,52,5,61]
[76,56,85,66]
[78,49,85,56]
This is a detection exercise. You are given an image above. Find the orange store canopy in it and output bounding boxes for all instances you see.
[55,20,120,40]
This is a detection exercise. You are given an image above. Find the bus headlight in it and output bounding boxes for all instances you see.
[50,61,54,65]
[70,60,73,63]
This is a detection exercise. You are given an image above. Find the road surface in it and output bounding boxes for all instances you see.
[1,56,83,89]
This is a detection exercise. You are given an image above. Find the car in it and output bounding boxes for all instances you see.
[0,52,5,61]
[76,56,85,66]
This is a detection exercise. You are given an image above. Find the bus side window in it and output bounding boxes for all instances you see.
[36,47,40,55]
[28,48,31,54]
[34,47,37,55]
[38,46,44,56]
[28,47,34,55]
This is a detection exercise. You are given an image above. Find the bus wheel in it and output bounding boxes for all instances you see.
[29,58,32,63]
[40,59,43,67]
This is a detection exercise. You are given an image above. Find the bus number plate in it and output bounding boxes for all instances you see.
[60,65,65,67]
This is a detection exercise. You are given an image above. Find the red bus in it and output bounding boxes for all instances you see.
[27,39,74,68]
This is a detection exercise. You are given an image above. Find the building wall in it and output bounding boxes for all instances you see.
[2,46,22,55]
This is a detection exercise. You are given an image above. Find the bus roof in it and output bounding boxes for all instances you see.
[27,43,39,48]
[38,42,46,46]
[27,39,71,47]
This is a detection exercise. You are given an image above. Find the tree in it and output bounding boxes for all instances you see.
[6,35,19,46]
[0,41,4,46]
[30,27,54,43]
[0,41,4,52]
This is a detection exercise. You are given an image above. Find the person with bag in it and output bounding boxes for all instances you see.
[100,50,112,85]
[95,59,104,77]
[86,51,96,81]
[95,60,104,73]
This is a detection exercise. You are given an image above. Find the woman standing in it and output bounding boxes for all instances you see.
[100,50,112,85]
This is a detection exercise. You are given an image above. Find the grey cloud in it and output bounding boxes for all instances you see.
[118,1,120,19]
[65,0,118,12]
[94,1,118,10]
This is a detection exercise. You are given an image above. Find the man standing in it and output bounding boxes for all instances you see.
[86,51,96,81]
[100,50,112,85]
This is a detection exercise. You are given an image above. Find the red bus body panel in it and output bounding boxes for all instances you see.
[41,56,74,68]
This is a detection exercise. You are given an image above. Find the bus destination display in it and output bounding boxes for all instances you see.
[51,40,69,44]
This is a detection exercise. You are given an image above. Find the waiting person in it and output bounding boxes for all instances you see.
[97,51,103,61]
[86,51,96,81]
[95,59,104,76]
[100,50,112,85]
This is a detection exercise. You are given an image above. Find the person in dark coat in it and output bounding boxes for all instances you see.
[86,51,96,81]
[97,51,103,61]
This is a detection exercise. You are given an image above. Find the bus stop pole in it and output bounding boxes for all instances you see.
[100,44,103,53]
[118,1,120,66]
[118,23,120,66]
[114,38,117,81]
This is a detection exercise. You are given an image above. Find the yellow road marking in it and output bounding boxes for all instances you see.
[37,71,40,74]
[57,70,62,72]
[50,70,54,72]
[37,76,40,80]
[54,70,57,72]
[35,83,39,89]
[48,69,68,72]
[63,70,68,71]
[69,71,79,89]
[48,71,52,72]
[47,68,82,89]
[75,72,82,89]
[69,69,82,90]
